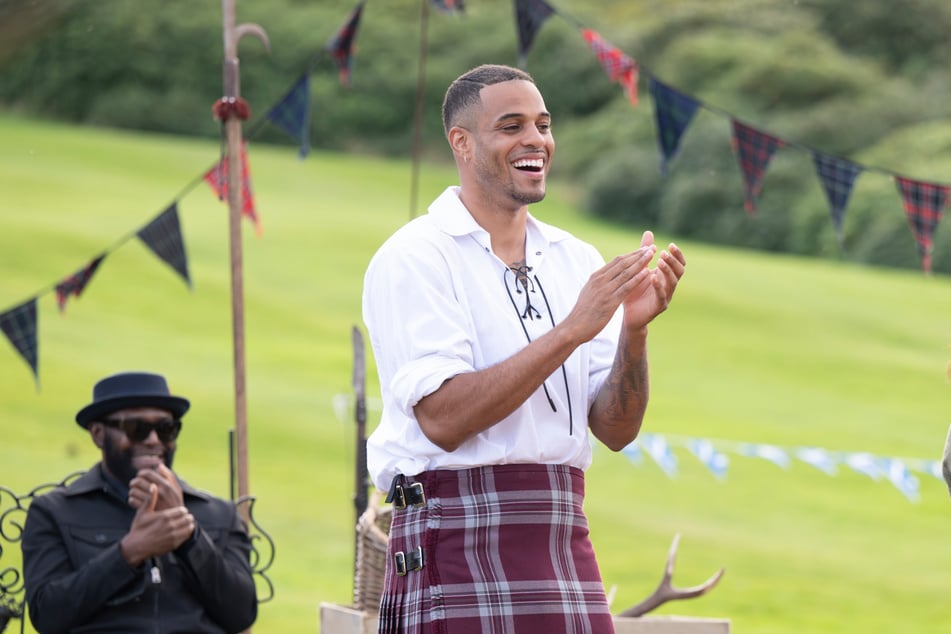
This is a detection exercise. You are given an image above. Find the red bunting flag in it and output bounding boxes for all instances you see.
[895,176,950,273]
[326,1,365,86]
[581,28,639,106]
[55,254,106,313]
[731,120,785,216]
[204,141,261,235]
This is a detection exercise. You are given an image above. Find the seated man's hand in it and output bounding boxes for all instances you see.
[120,484,196,567]
[129,463,184,511]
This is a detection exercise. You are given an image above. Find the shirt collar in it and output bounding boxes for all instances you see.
[428,186,574,246]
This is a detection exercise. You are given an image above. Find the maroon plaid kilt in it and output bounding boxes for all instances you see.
[378,463,615,634]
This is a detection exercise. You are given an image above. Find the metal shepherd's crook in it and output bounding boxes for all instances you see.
[219,0,269,521]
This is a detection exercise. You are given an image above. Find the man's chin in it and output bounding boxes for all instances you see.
[513,189,546,205]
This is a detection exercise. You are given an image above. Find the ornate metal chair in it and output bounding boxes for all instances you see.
[0,472,275,634]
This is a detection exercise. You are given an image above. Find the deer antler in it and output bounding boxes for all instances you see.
[617,533,725,618]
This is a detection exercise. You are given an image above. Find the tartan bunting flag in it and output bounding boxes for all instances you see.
[731,120,786,216]
[204,141,261,235]
[813,152,863,243]
[895,176,949,273]
[55,254,106,313]
[514,0,555,68]
[267,73,311,159]
[137,203,191,288]
[326,1,365,86]
[580,29,639,106]
[649,77,700,176]
[431,0,465,14]
[0,297,38,382]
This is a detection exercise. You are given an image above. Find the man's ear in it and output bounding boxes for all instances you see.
[89,423,105,449]
[448,126,470,161]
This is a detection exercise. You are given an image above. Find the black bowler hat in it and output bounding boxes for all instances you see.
[75,371,190,429]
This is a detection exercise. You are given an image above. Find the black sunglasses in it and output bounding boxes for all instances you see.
[102,417,182,443]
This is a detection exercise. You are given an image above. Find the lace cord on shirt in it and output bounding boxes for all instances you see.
[503,267,574,435]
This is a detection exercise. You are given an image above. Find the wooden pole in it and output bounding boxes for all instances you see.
[409,0,430,219]
[221,0,250,518]
[219,0,268,520]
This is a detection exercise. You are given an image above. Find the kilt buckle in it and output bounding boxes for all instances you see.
[386,476,426,510]
[394,546,425,576]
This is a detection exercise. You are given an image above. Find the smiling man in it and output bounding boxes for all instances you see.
[362,64,686,633]
[21,371,257,634]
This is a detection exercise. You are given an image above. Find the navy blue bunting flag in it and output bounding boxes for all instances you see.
[813,153,863,244]
[731,120,786,216]
[514,0,555,68]
[326,1,365,86]
[895,176,950,273]
[137,203,192,288]
[55,254,106,313]
[0,297,38,382]
[267,74,311,159]
[649,78,700,176]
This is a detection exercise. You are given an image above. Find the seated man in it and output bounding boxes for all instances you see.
[21,371,257,633]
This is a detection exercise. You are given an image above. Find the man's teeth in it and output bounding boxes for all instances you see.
[513,159,543,169]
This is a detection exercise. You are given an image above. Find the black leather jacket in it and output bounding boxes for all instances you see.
[22,464,257,634]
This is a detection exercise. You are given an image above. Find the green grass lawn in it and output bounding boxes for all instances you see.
[1,113,950,633]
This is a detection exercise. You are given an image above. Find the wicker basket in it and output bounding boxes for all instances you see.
[352,492,392,613]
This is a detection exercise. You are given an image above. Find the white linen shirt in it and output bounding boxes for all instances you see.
[363,186,622,491]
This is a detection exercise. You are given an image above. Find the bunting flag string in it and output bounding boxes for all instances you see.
[0,2,369,383]
[626,433,941,503]
[7,0,951,385]
[522,0,949,267]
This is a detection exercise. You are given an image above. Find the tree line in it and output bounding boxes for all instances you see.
[4,0,951,272]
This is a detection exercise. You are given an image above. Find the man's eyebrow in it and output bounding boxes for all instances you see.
[494,110,551,123]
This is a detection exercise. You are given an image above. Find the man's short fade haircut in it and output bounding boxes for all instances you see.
[441,64,536,136]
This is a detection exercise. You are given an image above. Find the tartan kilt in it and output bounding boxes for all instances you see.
[378,463,615,634]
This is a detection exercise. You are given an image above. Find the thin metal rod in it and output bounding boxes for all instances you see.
[409,0,430,219]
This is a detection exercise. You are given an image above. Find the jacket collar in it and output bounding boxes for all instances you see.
[64,462,212,501]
